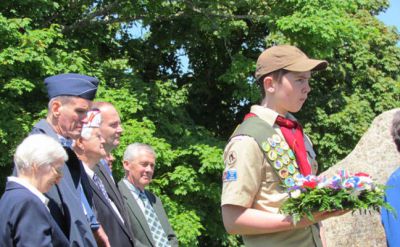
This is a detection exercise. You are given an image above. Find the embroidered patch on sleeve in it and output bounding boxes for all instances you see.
[223,169,238,182]
[227,151,237,165]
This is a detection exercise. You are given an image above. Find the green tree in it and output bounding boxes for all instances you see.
[0,0,399,246]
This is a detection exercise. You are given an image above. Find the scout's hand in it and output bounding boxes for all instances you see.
[295,210,350,228]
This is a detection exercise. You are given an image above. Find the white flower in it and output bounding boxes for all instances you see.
[362,183,373,191]
[317,180,330,189]
[290,189,301,199]
[350,190,361,197]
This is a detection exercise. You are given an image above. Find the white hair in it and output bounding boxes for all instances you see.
[14,134,68,174]
[123,143,156,162]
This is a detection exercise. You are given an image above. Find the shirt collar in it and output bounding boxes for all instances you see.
[250,105,298,126]
[82,162,95,179]
[58,134,74,148]
[123,178,143,200]
[8,176,49,206]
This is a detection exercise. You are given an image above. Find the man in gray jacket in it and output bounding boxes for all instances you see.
[119,143,179,247]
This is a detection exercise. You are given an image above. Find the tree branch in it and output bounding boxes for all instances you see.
[62,0,267,33]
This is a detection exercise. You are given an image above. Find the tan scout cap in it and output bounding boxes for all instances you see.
[255,45,328,80]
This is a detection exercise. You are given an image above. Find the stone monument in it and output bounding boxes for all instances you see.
[322,108,400,247]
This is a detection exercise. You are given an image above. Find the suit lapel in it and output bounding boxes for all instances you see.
[95,162,124,208]
[88,170,129,235]
[120,181,155,245]
[94,163,136,239]
[88,175,109,207]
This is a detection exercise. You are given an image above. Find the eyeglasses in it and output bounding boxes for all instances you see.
[51,165,63,177]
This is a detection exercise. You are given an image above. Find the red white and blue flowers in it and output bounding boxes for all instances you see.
[280,170,392,224]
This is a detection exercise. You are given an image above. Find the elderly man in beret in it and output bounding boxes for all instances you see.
[14,73,107,246]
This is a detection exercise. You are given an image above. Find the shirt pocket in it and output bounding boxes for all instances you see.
[262,160,283,192]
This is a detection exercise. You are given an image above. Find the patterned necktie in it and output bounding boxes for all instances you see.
[93,173,111,201]
[138,191,170,247]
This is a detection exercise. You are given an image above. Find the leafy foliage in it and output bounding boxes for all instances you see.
[0,0,399,245]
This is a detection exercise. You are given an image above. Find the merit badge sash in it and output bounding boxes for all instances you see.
[230,115,301,187]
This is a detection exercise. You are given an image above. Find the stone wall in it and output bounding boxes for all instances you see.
[322,108,400,247]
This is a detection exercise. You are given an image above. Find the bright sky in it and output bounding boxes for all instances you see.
[378,0,399,45]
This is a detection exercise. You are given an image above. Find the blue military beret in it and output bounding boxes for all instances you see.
[44,73,99,100]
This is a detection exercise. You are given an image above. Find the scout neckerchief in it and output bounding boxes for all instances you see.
[244,113,311,176]
[275,115,311,176]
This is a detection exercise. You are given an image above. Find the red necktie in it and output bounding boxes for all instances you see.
[275,115,311,176]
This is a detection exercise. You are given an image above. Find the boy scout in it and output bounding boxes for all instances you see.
[221,45,346,247]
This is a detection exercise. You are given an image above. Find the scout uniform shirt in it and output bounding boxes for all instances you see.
[221,105,321,247]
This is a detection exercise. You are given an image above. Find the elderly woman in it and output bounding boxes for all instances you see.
[0,134,70,246]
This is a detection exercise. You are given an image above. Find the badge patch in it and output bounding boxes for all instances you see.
[261,134,301,186]
[268,137,277,147]
[280,141,289,150]
[268,150,278,161]
[276,146,284,156]
[279,168,289,178]
[281,154,290,165]
[226,151,237,166]
[261,141,271,152]
[272,134,282,143]
[274,160,283,169]
[288,164,296,174]
[223,169,238,182]
[292,160,298,168]
[284,177,295,187]
[288,149,295,160]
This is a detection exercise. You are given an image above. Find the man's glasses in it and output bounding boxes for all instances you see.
[51,165,63,177]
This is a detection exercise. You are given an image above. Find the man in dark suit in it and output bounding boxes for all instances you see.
[75,110,135,247]
[21,73,109,247]
[91,102,137,243]
[92,102,127,216]
[118,143,179,247]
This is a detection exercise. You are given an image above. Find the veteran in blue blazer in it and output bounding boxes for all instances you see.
[0,134,69,246]
[17,73,104,247]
